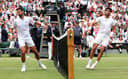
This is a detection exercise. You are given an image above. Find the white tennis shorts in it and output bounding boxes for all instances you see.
[94,33,110,47]
[18,37,35,48]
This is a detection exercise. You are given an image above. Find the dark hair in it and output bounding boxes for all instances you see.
[16,6,24,11]
[75,20,79,24]
[1,24,5,28]
[105,7,112,12]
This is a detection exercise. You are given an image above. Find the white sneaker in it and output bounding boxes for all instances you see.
[90,61,98,70]
[86,64,91,69]
[79,55,82,58]
[86,58,92,69]
[26,55,30,58]
[21,65,26,72]
[90,63,96,70]
[39,64,47,70]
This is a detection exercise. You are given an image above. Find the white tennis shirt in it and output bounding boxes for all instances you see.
[96,16,115,35]
[14,16,34,40]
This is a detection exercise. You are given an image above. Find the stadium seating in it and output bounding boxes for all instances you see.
[0,42,20,56]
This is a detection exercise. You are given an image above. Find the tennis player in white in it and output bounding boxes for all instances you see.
[14,7,47,72]
[86,7,115,69]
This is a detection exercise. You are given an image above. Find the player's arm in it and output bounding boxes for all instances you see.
[111,19,116,33]
[87,19,98,35]
[89,20,98,27]
[29,17,42,26]
[89,16,101,27]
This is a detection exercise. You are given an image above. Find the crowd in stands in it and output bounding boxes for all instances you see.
[0,0,128,55]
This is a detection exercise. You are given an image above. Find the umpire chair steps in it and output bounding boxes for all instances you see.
[39,13,62,58]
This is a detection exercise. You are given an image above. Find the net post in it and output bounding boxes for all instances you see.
[67,29,74,79]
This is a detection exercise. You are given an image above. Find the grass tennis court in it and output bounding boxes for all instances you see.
[0,53,128,79]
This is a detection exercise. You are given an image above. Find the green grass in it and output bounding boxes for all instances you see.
[0,53,128,79]
[0,54,63,79]
[75,53,128,79]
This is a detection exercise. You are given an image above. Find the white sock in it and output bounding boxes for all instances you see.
[88,58,92,65]
[93,61,98,66]
[38,60,42,65]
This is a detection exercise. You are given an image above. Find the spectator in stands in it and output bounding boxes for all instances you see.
[44,15,51,25]
[64,22,72,33]
[73,20,82,58]
[35,23,42,52]
[9,28,18,48]
[79,19,89,54]
[43,22,52,60]
[28,0,33,12]
[65,1,73,11]
[20,0,29,13]
[59,3,66,20]
[38,14,44,22]
[115,32,125,54]
[63,12,68,22]
[32,12,39,21]
[76,13,82,22]
[64,17,73,29]
[1,24,8,42]
[124,23,128,42]
[79,19,88,35]
[52,23,60,37]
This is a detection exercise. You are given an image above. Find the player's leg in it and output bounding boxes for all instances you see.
[90,45,105,69]
[21,46,27,62]
[20,46,27,72]
[30,46,40,59]
[18,39,27,72]
[30,46,47,69]
[86,43,99,69]
[97,46,106,61]
[26,46,30,58]
[90,43,99,59]
[27,38,47,70]
[90,36,109,69]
